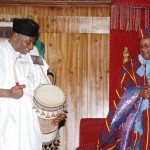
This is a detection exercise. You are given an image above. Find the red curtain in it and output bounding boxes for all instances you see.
[109,0,150,106]
[111,0,150,8]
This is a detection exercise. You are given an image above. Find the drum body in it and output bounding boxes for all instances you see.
[33,84,66,145]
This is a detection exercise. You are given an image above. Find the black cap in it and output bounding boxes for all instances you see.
[13,18,39,37]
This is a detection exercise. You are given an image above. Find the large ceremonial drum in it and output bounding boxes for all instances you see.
[33,84,66,145]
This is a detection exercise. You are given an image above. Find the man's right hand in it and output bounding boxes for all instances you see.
[9,84,26,99]
[139,85,150,99]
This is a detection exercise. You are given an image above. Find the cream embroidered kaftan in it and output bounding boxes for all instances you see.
[0,40,50,150]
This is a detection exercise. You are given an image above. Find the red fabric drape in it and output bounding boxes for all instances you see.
[98,1,150,149]
[111,0,150,8]
[110,0,150,105]
[110,30,139,106]
[111,0,150,31]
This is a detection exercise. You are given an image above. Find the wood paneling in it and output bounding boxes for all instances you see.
[0,5,110,150]
[37,16,110,33]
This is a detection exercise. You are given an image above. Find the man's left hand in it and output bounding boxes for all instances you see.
[51,114,66,126]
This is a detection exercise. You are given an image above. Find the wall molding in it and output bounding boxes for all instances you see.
[0,0,111,7]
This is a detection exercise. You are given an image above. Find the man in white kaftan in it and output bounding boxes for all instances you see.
[0,18,50,150]
[0,39,51,150]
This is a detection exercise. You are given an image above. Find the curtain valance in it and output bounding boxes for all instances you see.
[111,0,150,8]
[111,0,150,31]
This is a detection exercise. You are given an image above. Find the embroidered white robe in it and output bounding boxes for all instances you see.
[0,40,50,150]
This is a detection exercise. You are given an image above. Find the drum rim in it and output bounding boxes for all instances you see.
[34,84,66,108]
[33,98,64,112]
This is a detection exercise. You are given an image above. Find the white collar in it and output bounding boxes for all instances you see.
[138,54,150,65]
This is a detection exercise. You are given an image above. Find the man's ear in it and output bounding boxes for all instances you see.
[13,33,20,42]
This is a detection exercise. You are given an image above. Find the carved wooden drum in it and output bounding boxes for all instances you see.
[33,84,66,145]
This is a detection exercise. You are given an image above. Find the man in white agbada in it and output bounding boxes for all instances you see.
[0,18,65,150]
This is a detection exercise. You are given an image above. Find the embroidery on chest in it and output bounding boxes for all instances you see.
[26,71,35,84]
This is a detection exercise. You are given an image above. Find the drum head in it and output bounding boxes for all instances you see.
[34,85,66,108]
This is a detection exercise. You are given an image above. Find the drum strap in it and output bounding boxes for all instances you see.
[39,65,51,85]
[13,53,21,84]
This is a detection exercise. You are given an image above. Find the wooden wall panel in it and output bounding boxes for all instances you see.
[0,5,110,150]
[87,34,110,118]
[43,33,110,149]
